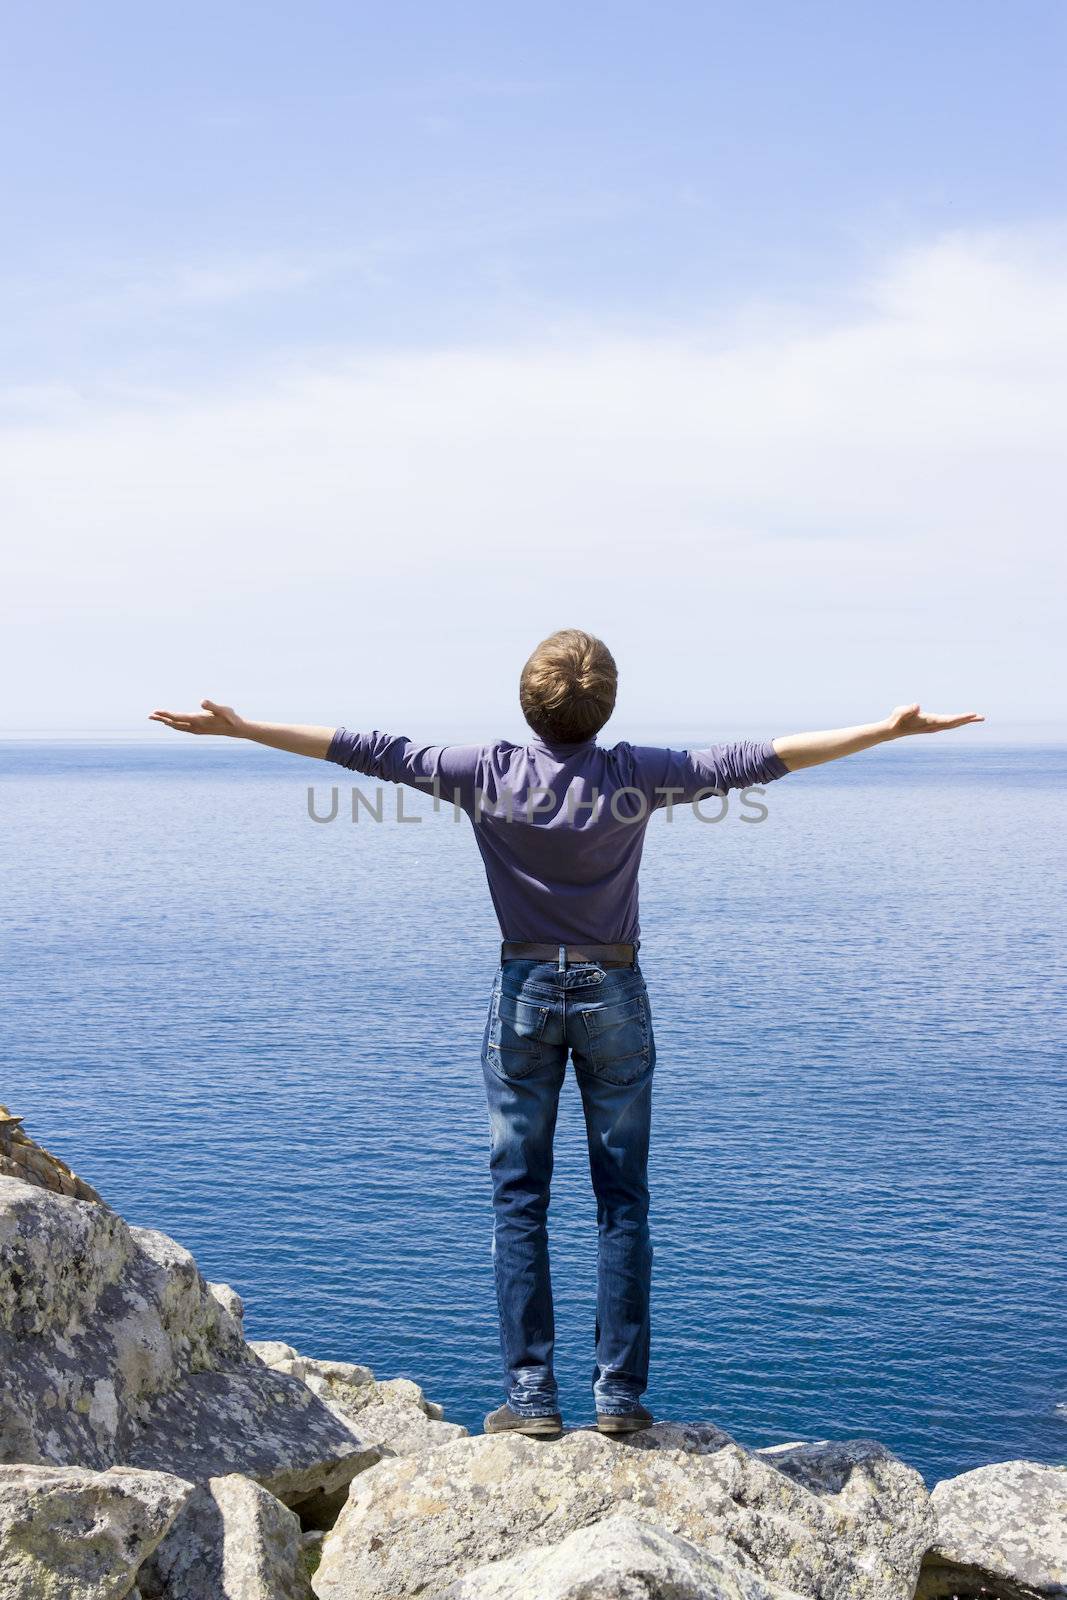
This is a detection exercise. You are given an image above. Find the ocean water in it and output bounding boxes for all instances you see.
[2,735,1064,1486]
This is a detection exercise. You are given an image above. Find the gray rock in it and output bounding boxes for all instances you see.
[299,1361,467,1458]
[299,1357,376,1391]
[312,1422,933,1600]
[754,1435,931,1538]
[209,1282,246,1334]
[0,1461,192,1599]
[435,1512,805,1598]
[262,1358,465,1530]
[241,1347,464,1526]
[917,1459,1067,1599]
[0,1176,379,1511]
[126,1361,379,1509]
[138,1472,312,1599]
[249,1341,305,1374]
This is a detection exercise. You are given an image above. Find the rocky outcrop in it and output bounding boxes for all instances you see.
[917,1459,1067,1599]
[312,1423,934,1600]
[138,1473,312,1600]
[251,1343,466,1455]
[0,1462,192,1599]
[434,1513,805,1599]
[2,1112,1063,1600]
[249,1343,467,1528]
[0,1175,378,1511]
[0,1106,105,1204]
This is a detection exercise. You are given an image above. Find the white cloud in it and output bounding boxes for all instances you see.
[77,249,377,319]
[2,227,1064,732]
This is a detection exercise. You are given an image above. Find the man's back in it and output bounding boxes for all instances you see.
[325,728,788,943]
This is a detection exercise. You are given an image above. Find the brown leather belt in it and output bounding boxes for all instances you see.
[501,941,637,969]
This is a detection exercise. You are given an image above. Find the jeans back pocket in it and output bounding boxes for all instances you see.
[485,989,551,1080]
[580,991,654,1085]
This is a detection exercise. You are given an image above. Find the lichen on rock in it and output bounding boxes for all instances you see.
[0,1461,192,1600]
[313,1423,934,1600]
[138,1472,313,1600]
[0,1175,377,1511]
[434,1513,806,1599]
[917,1458,1067,1600]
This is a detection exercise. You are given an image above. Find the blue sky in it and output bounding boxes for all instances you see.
[2,3,1065,732]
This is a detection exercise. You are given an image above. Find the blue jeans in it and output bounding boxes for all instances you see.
[480,957,656,1418]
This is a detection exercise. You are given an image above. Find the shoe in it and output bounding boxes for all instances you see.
[483,1403,563,1439]
[596,1404,654,1435]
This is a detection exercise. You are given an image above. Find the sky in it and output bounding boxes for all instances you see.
[2,2,1065,737]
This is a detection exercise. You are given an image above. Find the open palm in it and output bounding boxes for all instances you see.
[887,703,984,737]
[148,700,244,736]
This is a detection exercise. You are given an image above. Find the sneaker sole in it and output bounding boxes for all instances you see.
[485,1417,563,1439]
[596,1413,653,1435]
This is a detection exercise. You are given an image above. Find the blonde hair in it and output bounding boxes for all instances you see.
[519,629,618,744]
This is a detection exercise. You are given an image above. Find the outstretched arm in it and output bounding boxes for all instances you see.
[772,704,984,772]
[149,701,334,759]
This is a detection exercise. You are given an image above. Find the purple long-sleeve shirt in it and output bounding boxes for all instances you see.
[325,730,789,945]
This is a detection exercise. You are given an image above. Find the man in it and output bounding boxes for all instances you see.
[150,628,981,1439]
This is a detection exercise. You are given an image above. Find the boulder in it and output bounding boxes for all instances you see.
[917,1459,1067,1599]
[249,1341,306,1376]
[138,1472,312,1599]
[249,1349,462,1449]
[299,1361,466,1456]
[126,1361,379,1510]
[248,1350,466,1528]
[0,1176,379,1511]
[434,1512,805,1599]
[0,1461,191,1600]
[754,1435,930,1551]
[312,1422,933,1600]
[209,1282,246,1331]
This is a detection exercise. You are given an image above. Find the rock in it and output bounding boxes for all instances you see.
[0,1461,192,1599]
[0,1105,105,1205]
[300,1357,376,1391]
[299,1361,467,1457]
[209,1282,246,1333]
[435,1512,805,1598]
[263,1357,465,1530]
[336,1394,462,1460]
[250,1341,305,1374]
[138,1472,312,1599]
[0,1176,379,1512]
[312,1423,933,1600]
[128,1361,379,1509]
[754,1435,930,1541]
[917,1459,1067,1599]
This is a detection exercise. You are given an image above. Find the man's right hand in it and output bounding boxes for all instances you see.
[149,703,336,759]
[149,699,246,737]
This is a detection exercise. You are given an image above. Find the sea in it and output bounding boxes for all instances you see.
[2,733,1064,1486]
